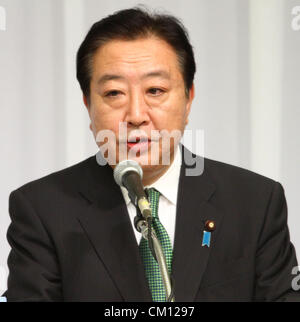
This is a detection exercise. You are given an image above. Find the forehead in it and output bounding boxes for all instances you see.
[91,37,183,81]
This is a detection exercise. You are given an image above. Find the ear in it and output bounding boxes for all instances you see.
[83,94,91,110]
[83,94,93,131]
[185,83,195,125]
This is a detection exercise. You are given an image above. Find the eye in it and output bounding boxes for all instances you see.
[105,90,122,98]
[147,88,165,96]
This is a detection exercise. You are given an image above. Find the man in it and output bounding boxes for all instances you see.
[3,7,300,301]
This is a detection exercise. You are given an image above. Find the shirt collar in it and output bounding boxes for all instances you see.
[121,145,182,206]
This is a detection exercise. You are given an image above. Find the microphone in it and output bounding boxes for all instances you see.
[113,160,152,220]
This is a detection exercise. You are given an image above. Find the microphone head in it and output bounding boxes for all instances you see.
[113,160,143,187]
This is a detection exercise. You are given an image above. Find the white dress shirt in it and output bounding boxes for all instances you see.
[120,146,182,247]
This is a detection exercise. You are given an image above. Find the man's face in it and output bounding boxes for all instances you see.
[85,36,194,172]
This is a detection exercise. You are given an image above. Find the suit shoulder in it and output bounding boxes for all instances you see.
[199,158,286,217]
[13,156,95,196]
[203,157,279,193]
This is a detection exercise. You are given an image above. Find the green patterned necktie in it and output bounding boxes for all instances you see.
[139,188,173,302]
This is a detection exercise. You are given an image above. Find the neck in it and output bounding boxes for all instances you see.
[141,165,169,186]
[141,151,176,186]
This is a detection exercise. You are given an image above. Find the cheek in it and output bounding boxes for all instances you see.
[150,102,188,131]
[90,105,124,133]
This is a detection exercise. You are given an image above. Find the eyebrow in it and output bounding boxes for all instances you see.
[97,70,171,85]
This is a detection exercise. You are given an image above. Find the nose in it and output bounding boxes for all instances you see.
[125,88,150,128]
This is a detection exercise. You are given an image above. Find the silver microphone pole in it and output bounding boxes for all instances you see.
[113,159,175,302]
[136,218,175,302]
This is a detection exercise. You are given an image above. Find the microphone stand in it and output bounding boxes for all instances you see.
[134,212,175,302]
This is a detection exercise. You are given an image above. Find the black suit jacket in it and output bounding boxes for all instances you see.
[4,147,300,301]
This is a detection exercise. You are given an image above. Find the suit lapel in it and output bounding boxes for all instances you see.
[76,158,152,301]
[172,148,223,301]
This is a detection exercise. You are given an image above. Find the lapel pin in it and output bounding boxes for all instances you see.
[202,220,216,247]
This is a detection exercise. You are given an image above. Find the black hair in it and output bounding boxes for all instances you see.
[76,6,196,100]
